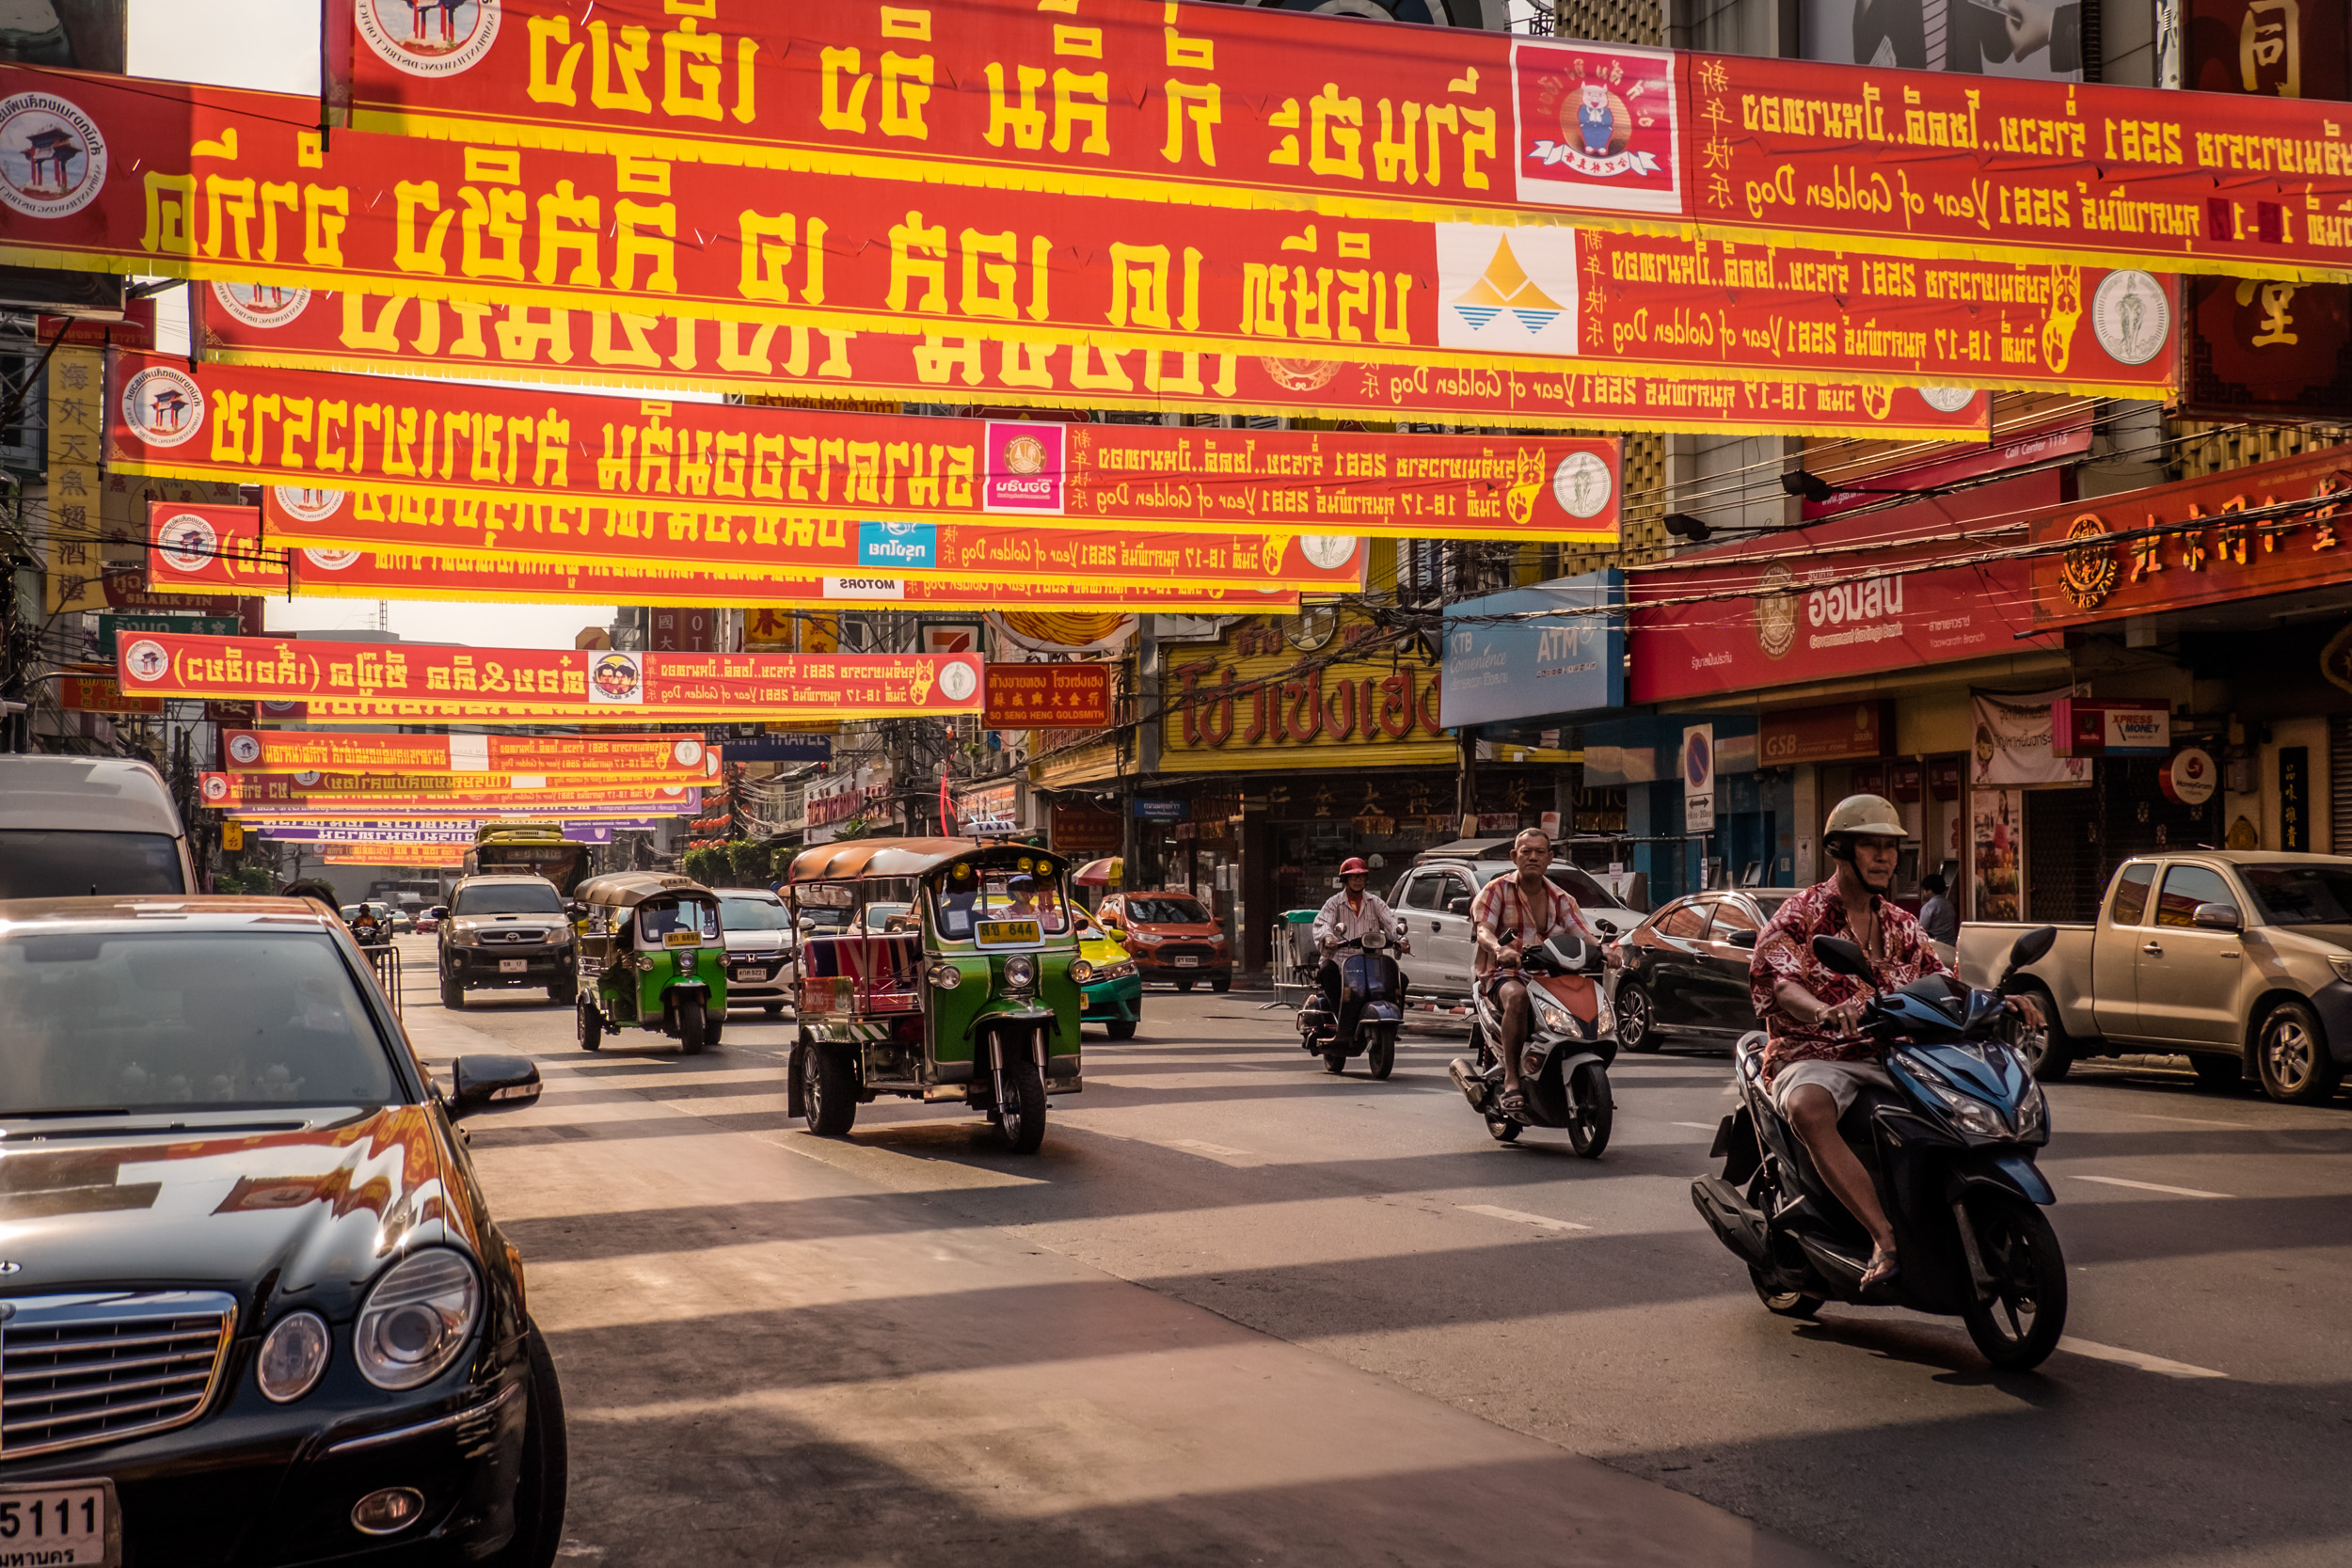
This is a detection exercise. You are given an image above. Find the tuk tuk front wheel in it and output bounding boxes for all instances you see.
[677,1005,709,1055]
[577,1001,603,1053]
[994,1044,1047,1154]
[803,1045,857,1136]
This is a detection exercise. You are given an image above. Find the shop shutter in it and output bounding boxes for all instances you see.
[2330,716,2352,853]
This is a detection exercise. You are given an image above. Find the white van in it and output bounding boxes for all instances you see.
[0,755,198,898]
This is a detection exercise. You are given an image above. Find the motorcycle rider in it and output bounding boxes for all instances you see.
[1747,795,2042,1288]
[1472,827,1607,1117]
[1311,858,1405,1018]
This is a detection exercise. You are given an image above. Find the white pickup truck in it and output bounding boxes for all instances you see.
[1954,851,2352,1104]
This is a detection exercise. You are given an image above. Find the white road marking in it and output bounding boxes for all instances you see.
[2100,1111,2249,1130]
[1168,1138,1263,1166]
[1671,1121,1719,1132]
[2071,1174,2233,1199]
[2058,1337,2228,1379]
[1456,1204,1591,1233]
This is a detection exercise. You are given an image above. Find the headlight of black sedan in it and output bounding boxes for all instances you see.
[356,1249,482,1390]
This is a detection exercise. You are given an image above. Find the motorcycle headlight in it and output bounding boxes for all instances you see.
[1897,1053,2013,1140]
[355,1249,481,1391]
[1070,958,1095,984]
[1530,990,1580,1037]
[1005,955,1037,992]
[256,1310,330,1403]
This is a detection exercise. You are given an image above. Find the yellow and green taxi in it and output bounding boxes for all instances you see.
[783,838,1083,1153]
[1073,908,1142,1040]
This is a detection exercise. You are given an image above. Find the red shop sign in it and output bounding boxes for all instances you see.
[984,664,1112,729]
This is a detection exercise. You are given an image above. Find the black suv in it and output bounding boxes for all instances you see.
[437,875,577,1009]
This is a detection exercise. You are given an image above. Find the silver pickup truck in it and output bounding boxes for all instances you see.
[1954,851,2352,1104]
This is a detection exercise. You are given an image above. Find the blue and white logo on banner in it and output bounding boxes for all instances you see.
[858,521,936,571]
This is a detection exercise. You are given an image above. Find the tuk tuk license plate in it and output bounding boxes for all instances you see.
[665,931,702,947]
[975,919,1041,946]
[0,1480,118,1565]
[500,958,529,973]
[1171,956,1200,968]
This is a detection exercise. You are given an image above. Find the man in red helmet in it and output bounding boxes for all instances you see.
[1311,857,1406,1019]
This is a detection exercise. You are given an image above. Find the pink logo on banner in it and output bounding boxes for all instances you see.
[1509,42,1681,217]
[982,422,1066,515]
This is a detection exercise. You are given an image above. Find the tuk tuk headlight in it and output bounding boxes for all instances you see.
[1005,955,1037,992]
[926,960,961,990]
[356,1249,480,1390]
[1070,958,1095,984]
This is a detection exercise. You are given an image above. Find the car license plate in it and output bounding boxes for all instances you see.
[0,1481,118,1566]
[734,967,766,983]
[500,958,529,973]
[1171,956,1200,968]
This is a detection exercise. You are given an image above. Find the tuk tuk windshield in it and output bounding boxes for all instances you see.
[639,900,719,946]
[933,871,1070,941]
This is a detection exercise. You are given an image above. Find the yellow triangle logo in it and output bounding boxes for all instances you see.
[1454,236,1562,313]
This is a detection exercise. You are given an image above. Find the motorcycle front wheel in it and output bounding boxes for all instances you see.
[1959,1195,2069,1370]
[1365,1025,1396,1081]
[1565,1061,1613,1158]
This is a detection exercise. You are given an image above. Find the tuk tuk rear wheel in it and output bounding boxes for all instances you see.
[677,1006,708,1055]
[994,1049,1047,1154]
[802,1046,857,1135]
[576,1001,602,1053]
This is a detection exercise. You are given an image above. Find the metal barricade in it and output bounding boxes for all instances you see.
[1266,911,1321,1010]
[365,944,403,1017]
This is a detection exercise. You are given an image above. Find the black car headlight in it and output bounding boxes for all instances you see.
[257,1310,331,1402]
[356,1249,481,1390]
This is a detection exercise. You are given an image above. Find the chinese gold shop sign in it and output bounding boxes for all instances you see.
[1162,619,1449,773]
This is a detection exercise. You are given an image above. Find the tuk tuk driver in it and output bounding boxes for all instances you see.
[1311,858,1407,1019]
[1005,874,1067,933]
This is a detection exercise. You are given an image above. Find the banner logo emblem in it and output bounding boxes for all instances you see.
[122,639,170,684]
[1755,563,1799,659]
[303,547,361,571]
[673,739,704,767]
[211,282,310,329]
[121,367,204,449]
[1437,227,1578,354]
[590,651,644,705]
[1299,535,1358,570]
[229,734,262,765]
[983,422,1066,515]
[1552,451,1613,519]
[201,774,230,803]
[0,93,106,219]
[1451,237,1565,335]
[358,0,501,78]
[938,659,979,703]
[1917,386,1976,414]
[1512,43,1680,215]
[275,486,346,523]
[2091,271,2169,366]
[155,512,220,573]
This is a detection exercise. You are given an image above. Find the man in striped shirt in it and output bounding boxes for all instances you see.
[1472,828,1605,1116]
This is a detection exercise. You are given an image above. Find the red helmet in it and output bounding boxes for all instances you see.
[1338,857,1371,877]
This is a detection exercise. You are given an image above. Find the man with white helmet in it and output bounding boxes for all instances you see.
[1748,794,2042,1288]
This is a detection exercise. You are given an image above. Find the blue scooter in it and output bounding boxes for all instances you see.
[1692,927,2069,1370]
[1297,929,1404,1080]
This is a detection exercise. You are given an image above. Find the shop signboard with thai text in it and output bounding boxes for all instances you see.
[1759,702,1887,765]
[984,664,1112,729]
[219,728,716,778]
[1161,611,1451,774]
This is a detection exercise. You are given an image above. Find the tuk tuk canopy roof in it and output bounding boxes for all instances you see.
[577,871,716,908]
[787,838,1069,884]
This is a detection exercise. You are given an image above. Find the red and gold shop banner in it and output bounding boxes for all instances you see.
[119,632,987,721]
[199,289,1994,440]
[108,355,1619,545]
[2027,448,2352,629]
[323,844,468,866]
[338,0,2352,284]
[146,501,1312,610]
[205,770,692,801]
[1157,613,1451,775]
[983,664,1113,729]
[220,727,717,778]
[205,774,700,814]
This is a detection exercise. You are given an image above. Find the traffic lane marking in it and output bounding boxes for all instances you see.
[2058,1337,2228,1379]
[1456,1204,1592,1233]
[2069,1174,2233,1199]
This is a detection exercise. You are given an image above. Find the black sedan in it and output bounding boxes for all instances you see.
[1609,888,1801,1052]
[0,895,564,1566]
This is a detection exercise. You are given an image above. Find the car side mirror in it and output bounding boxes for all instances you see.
[1447,896,1471,915]
[1810,934,1875,984]
[1726,927,1757,949]
[447,1054,542,1119]
[2191,902,2243,932]
[428,907,446,919]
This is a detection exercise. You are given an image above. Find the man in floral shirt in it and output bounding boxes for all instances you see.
[1748,795,2038,1287]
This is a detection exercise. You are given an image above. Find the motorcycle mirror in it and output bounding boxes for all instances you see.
[1810,934,1875,985]
[1999,924,2059,981]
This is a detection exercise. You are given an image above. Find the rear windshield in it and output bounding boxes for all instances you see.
[2240,865,2352,927]
[0,931,397,1114]
[453,882,564,915]
[719,895,793,931]
[0,831,184,900]
[1125,897,1209,923]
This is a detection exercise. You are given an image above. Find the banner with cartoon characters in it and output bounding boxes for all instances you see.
[329,0,2352,285]
[118,631,987,721]
[107,355,1622,544]
[194,286,1993,440]
[218,728,719,778]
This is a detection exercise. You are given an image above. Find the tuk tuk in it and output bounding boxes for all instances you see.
[784,839,1083,1152]
[1072,908,1142,1040]
[573,871,729,1053]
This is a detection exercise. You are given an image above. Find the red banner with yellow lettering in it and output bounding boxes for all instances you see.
[203,773,701,814]
[220,727,718,777]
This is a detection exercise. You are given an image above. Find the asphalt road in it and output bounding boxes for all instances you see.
[389,936,2352,1568]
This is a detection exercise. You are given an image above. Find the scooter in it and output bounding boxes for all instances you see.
[1296,928,1405,1079]
[1447,930,1616,1156]
[1691,927,2069,1370]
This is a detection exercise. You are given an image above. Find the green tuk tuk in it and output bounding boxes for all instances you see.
[573,871,729,1053]
[784,838,1083,1152]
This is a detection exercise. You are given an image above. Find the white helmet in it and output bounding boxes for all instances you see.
[1823,793,1906,842]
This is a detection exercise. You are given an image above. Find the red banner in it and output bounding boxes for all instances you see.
[1629,472,2067,704]
[322,844,468,865]
[334,0,2352,283]
[198,287,1994,439]
[60,674,162,715]
[983,664,1113,729]
[221,728,717,777]
[205,774,701,814]
[2026,447,2352,629]
[145,500,1313,610]
[108,354,1620,545]
[118,631,986,721]
[201,770,693,803]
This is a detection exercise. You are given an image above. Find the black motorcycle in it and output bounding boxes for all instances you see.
[1297,929,1405,1079]
[1446,929,1616,1156]
[1691,927,2069,1370]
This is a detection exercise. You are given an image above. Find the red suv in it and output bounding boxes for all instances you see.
[1097,892,1232,991]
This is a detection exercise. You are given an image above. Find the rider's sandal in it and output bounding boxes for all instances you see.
[1860,1246,1899,1289]
[1496,1090,1526,1117]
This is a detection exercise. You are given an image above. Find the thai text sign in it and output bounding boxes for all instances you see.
[202,771,693,802]
[2027,447,2352,628]
[221,728,716,777]
[1161,613,1450,774]
[109,356,1618,544]
[983,664,1112,729]
[60,674,163,715]
[118,631,986,721]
